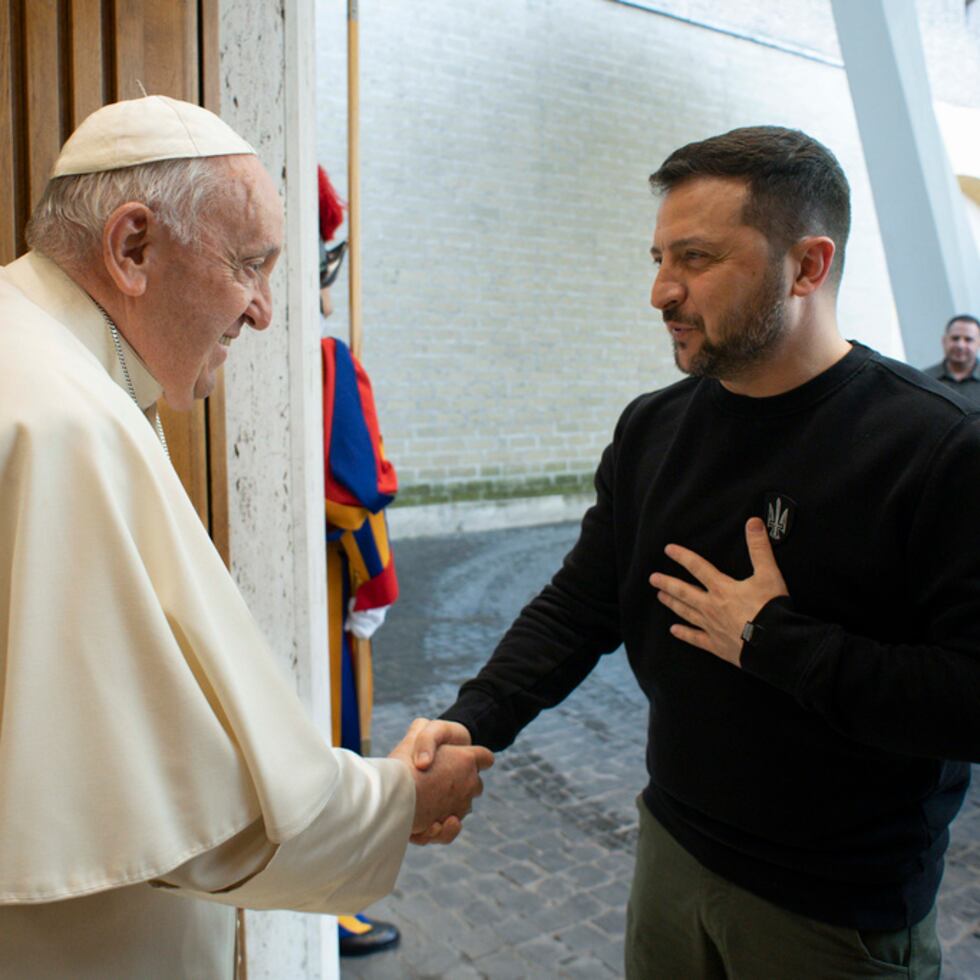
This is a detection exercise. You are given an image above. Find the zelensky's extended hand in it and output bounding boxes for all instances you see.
[649,517,789,667]
[388,718,494,846]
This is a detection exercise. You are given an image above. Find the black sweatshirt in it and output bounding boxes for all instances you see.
[442,343,980,930]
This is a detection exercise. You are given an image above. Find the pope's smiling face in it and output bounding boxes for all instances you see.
[144,155,283,410]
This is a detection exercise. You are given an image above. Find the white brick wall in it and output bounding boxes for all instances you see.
[315,0,979,502]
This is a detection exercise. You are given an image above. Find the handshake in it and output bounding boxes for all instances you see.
[389,719,494,846]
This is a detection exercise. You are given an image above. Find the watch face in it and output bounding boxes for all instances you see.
[320,240,348,288]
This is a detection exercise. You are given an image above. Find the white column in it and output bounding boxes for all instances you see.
[831,0,980,368]
[219,0,335,976]
[283,0,338,975]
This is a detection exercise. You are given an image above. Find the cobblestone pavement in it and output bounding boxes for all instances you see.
[342,522,980,980]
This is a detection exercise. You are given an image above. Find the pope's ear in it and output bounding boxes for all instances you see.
[102,202,154,297]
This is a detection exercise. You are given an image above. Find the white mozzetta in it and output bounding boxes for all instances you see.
[0,251,414,976]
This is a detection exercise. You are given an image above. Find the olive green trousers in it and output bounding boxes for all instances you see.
[626,799,941,979]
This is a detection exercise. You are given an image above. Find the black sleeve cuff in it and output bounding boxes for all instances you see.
[438,705,477,742]
[439,693,516,751]
[739,595,835,698]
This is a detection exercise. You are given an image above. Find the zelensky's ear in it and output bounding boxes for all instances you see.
[102,203,153,297]
[790,236,835,297]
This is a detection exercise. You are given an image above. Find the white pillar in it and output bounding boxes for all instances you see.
[831,0,980,368]
[219,0,336,976]
[283,0,339,975]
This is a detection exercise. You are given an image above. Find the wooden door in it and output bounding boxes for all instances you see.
[0,0,229,563]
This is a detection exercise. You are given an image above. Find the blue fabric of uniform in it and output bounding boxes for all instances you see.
[338,550,362,753]
[330,341,394,512]
[352,518,384,578]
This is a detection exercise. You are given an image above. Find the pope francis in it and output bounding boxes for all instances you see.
[0,97,491,978]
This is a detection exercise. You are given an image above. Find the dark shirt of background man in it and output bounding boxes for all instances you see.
[925,314,980,409]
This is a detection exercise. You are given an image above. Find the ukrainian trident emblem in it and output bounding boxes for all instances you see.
[763,493,797,543]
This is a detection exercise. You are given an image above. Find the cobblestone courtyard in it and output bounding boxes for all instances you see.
[343,522,980,980]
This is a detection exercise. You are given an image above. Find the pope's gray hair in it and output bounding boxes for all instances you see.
[25,156,229,270]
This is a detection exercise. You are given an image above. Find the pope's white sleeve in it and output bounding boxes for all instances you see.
[158,753,415,914]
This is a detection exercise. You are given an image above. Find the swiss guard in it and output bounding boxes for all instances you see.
[319,164,402,957]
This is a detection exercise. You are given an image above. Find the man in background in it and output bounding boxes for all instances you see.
[925,313,980,407]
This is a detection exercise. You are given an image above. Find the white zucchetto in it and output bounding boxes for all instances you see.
[52,95,255,178]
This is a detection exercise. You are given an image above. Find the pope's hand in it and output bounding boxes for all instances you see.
[649,517,789,667]
[388,718,494,846]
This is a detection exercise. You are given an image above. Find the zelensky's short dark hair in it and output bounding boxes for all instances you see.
[945,314,980,333]
[649,126,851,288]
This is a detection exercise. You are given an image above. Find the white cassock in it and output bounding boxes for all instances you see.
[0,251,416,978]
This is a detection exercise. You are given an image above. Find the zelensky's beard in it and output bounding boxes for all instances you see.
[673,262,787,379]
